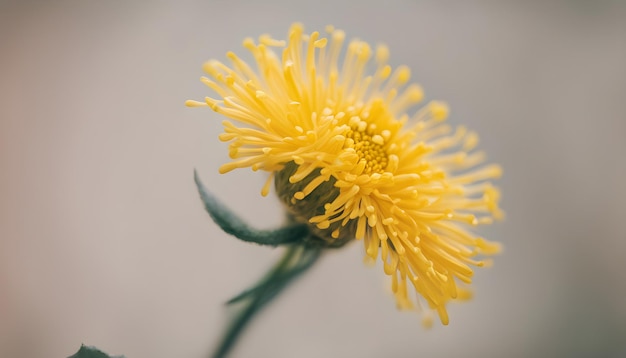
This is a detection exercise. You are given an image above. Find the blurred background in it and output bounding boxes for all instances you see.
[1,0,625,357]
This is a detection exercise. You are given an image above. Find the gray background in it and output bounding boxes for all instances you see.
[1,1,625,357]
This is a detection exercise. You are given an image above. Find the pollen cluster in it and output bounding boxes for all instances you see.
[344,116,390,175]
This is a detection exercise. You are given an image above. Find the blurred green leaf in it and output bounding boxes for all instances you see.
[67,345,125,358]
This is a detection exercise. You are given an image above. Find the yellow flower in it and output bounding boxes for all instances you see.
[187,23,503,325]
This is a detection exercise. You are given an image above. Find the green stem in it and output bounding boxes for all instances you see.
[212,245,321,358]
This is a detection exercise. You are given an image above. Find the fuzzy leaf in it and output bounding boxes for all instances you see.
[67,345,124,358]
[194,170,308,246]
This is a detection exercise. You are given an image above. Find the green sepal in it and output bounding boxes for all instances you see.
[67,345,124,358]
[194,170,309,246]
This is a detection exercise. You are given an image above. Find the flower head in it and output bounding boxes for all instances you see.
[187,23,503,325]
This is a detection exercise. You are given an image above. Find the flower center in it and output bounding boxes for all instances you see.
[344,117,391,174]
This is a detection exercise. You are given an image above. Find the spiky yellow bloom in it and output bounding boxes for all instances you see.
[187,23,503,325]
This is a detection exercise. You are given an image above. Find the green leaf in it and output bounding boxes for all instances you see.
[226,245,321,305]
[67,345,125,358]
[212,245,322,358]
[194,170,309,246]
